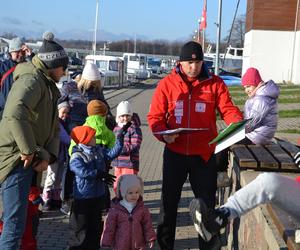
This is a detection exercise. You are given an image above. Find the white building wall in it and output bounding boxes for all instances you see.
[291,31,300,85]
[243,30,300,84]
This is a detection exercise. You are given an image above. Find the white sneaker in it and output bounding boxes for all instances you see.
[217,172,231,188]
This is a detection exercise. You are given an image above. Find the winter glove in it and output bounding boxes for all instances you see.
[97,171,116,186]
[117,121,132,140]
[121,121,132,135]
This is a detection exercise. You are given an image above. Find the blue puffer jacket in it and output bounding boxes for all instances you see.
[70,138,123,200]
[0,58,16,118]
[244,80,280,144]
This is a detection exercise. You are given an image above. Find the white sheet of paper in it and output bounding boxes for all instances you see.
[154,128,208,135]
[214,126,245,153]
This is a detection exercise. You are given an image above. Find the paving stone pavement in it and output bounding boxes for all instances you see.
[0,79,299,249]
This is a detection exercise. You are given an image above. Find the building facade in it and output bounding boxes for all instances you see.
[244,0,300,84]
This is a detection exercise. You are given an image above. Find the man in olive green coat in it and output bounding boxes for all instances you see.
[0,31,68,250]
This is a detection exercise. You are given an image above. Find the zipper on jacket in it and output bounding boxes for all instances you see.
[129,213,133,249]
[186,90,192,155]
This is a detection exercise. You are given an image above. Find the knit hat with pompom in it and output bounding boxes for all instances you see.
[37,31,69,69]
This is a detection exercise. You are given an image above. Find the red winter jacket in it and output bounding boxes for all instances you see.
[147,66,243,161]
[101,198,156,250]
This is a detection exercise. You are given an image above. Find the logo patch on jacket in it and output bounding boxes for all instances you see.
[195,102,206,112]
[175,100,184,124]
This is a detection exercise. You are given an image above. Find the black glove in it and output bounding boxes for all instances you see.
[117,122,132,140]
[97,171,116,186]
[121,121,132,135]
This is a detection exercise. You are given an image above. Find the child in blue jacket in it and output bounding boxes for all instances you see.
[68,123,130,250]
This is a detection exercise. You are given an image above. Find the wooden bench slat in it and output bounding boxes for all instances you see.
[248,145,279,169]
[265,144,297,170]
[231,144,258,168]
[275,138,300,157]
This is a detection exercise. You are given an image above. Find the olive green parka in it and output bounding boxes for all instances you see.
[0,55,60,183]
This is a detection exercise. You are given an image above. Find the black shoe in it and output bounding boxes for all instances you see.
[60,201,71,216]
[189,198,228,241]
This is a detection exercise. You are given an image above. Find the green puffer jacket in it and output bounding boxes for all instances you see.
[0,55,60,183]
[68,115,116,155]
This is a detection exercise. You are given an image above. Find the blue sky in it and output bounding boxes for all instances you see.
[0,0,246,42]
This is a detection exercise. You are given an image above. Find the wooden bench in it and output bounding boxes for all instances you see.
[228,139,300,250]
[230,139,300,172]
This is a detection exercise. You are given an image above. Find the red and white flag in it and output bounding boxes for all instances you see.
[199,0,207,30]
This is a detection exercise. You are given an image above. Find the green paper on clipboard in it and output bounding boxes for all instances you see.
[209,119,250,153]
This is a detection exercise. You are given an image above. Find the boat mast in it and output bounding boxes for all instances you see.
[214,0,222,75]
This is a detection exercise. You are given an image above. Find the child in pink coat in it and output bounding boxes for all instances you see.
[101,174,156,250]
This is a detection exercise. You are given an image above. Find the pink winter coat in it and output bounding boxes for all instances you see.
[101,198,156,250]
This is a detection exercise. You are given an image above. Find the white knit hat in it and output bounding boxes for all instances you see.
[117,174,144,199]
[82,61,101,81]
[9,37,23,53]
[116,101,132,122]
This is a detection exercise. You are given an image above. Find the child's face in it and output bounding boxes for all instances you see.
[243,85,256,97]
[86,136,96,146]
[118,114,131,124]
[58,107,69,120]
[125,186,140,203]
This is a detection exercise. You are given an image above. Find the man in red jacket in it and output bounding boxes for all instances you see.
[147,41,243,250]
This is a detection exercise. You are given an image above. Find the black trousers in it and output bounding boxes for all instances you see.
[68,197,104,250]
[157,147,219,250]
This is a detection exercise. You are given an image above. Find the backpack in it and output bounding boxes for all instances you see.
[0,65,16,118]
[0,65,16,89]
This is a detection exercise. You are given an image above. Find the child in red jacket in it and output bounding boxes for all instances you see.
[101,174,156,250]
[0,186,43,250]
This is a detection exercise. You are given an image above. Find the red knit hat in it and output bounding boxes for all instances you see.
[241,67,263,87]
[71,126,96,145]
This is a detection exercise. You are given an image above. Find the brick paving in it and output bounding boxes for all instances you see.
[0,79,299,249]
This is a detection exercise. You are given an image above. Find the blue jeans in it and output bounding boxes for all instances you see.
[0,164,33,250]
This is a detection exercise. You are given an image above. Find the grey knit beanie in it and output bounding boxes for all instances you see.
[38,31,69,69]
[9,37,23,53]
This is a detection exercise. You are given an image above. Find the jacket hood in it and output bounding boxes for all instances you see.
[256,80,280,99]
[13,55,54,84]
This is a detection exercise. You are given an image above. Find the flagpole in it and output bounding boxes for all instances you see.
[199,0,207,48]
[93,0,99,56]
[202,29,205,50]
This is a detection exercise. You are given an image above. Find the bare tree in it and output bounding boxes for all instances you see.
[223,14,245,47]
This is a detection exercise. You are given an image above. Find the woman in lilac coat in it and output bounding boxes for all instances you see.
[101,174,156,250]
[242,67,280,145]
